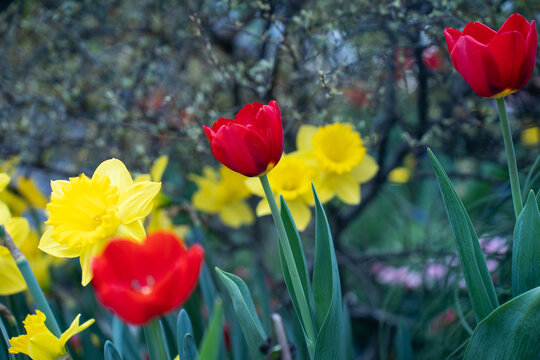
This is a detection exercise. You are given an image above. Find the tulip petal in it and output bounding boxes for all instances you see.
[463,22,496,45]
[39,228,81,258]
[444,28,463,53]
[219,201,254,228]
[211,124,268,176]
[235,102,263,126]
[498,13,530,38]
[94,159,134,191]
[450,36,502,97]
[351,155,379,183]
[487,30,526,91]
[257,101,284,165]
[118,182,162,223]
[516,20,537,90]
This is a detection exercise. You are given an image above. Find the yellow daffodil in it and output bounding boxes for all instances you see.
[0,173,30,295]
[521,126,540,147]
[190,166,254,228]
[296,123,378,205]
[388,154,416,184]
[246,153,315,231]
[38,159,161,286]
[9,310,94,360]
[17,176,48,208]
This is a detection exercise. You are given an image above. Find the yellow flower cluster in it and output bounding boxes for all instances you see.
[192,123,378,230]
[9,310,94,360]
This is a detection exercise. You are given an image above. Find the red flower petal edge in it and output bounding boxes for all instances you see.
[91,231,204,325]
[444,13,537,98]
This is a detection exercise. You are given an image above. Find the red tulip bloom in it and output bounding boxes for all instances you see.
[203,101,283,177]
[444,13,537,98]
[91,232,204,325]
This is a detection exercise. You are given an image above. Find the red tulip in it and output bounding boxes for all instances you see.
[91,232,204,325]
[444,13,537,98]
[203,101,283,177]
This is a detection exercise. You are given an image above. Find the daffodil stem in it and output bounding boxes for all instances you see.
[496,97,523,218]
[259,174,316,358]
[143,319,170,360]
[0,226,62,337]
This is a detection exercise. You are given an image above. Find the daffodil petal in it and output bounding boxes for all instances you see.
[38,228,81,258]
[0,173,10,191]
[80,243,102,286]
[150,155,168,182]
[285,198,311,231]
[244,177,265,197]
[333,174,361,205]
[93,159,134,191]
[350,155,379,183]
[115,221,146,242]
[118,182,161,223]
[296,125,318,152]
[134,174,151,183]
[191,189,219,213]
[219,201,254,228]
[6,217,30,246]
[59,314,95,347]
[0,249,26,295]
[256,198,272,217]
[0,201,11,224]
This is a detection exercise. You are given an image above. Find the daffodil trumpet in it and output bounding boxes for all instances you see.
[0,226,61,337]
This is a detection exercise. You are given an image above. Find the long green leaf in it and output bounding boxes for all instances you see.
[277,196,316,347]
[177,309,194,358]
[465,286,540,359]
[428,149,498,321]
[104,340,123,360]
[112,316,141,360]
[183,334,198,360]
[198,299,223,360]
[396,320,413,360]
[0,316,12,360]
[215,268,266,360]
[312,185,342,359]
[512,191,540,297]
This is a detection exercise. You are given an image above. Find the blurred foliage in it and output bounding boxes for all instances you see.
[0,0,539,359]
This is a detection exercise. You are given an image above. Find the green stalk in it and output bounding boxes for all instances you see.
[259,174,316,357]
[0,226,61,337]
[143,319,169,360]
[496,97,523,218]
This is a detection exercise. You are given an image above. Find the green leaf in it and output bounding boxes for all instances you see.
[199,264,218,314]
[198,299,223,360]
[311,185,342,359]
[183,334,198,360]
[465,286,540,359]
[512,191,540,297]
[112,316,142,360]
[278,196,316,342]
[0,316,12,360]
[177,309,194,357]
[396,320,413,360]
[340,302,354,360]
[428,149,498,321]
[104,341,123,360]
[215,267,266,360]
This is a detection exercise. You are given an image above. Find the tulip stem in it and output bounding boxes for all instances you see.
[143,319,170,360]
[259,174,316,358]
[496,97,523,218]
[0,226,62,337]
